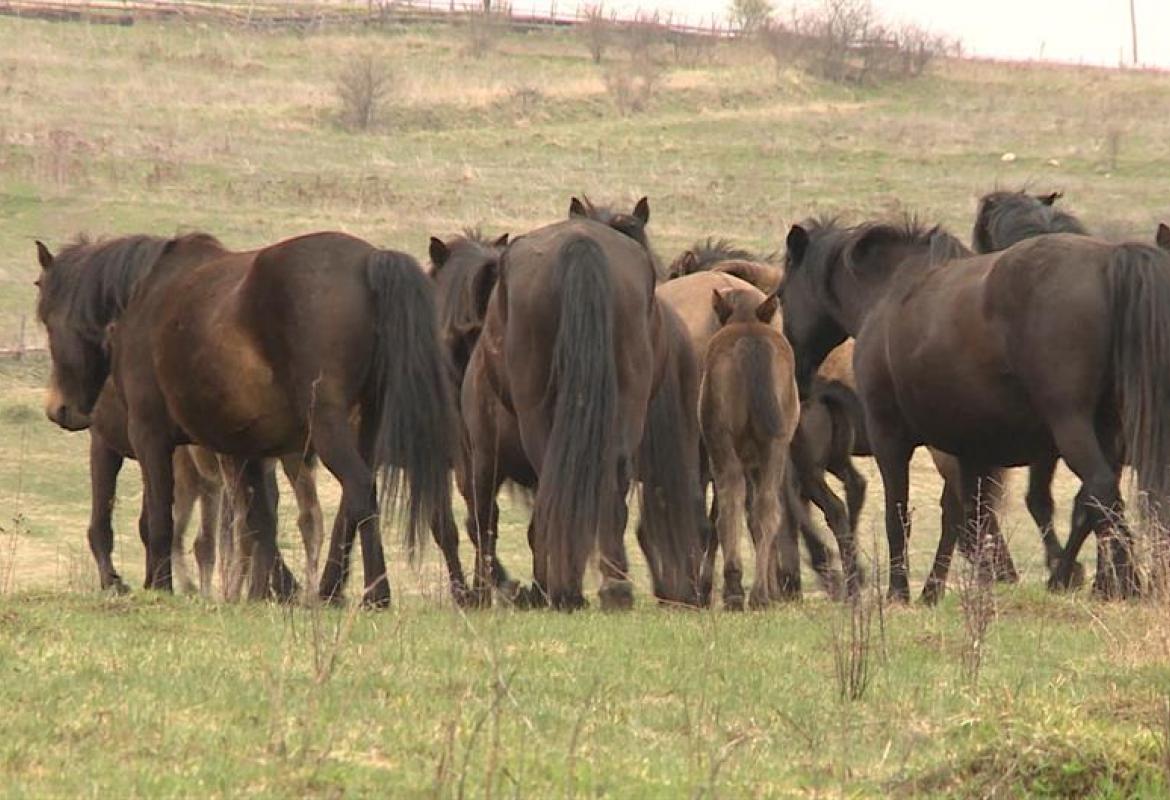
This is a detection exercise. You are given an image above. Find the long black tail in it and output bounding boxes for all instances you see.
[364,250,457,558]
[1107,243,1170,521]
[537,236,619,601]
[637,307,703,606]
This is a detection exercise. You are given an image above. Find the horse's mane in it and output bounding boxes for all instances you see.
[973,190,1089,253]
[36,231,220,341]
[668,237,778,277]
[842,216,971,273]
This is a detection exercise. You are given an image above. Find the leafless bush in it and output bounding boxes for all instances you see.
[581,4,613,64]
[829,528,886,702]
[603,54,664,115]
[464,8,504,59]
[616,12,667,61]
[759,0,955,84]
[335,52,393,131]
[956,489,998,689]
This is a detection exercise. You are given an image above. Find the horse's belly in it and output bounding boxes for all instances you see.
[159,321,301,456]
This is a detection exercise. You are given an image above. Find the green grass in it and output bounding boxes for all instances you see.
[1,13,1170,797]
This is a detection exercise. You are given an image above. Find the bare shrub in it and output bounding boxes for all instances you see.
[507,83,543,115]
[617,12,667,61]
[729,0,773,35]
[581,4,613,64]
[335,51,393,131]
[760,0,955,84]
[956,484,998,689]
[669,30,716,67]
[465,8,503,59]
[829,528,886,702]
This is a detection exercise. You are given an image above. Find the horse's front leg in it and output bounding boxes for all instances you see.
[870,434,914,603]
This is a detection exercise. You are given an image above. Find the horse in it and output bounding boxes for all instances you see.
[781,216,1170,601]
[700,287,801,609]
[36,235,329,598]
[435,226,702,609]
[472,217,701,609]
[428,229,526,605]
[1158,223,1170,251]
[946,189,1093,591]
[39,229,459,606]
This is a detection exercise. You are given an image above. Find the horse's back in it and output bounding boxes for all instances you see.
[657,271,772,360]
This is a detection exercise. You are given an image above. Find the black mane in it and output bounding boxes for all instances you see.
[844,216,971,272]
[37,233,217,342]
[668,237,779,278]
[973,190,1089,253]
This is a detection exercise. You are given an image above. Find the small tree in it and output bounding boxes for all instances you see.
[728,0,773,35]
[335,52,392,131]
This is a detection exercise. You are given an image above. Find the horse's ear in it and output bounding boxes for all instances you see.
[785,225,810,267]
[755,294,779,324]
[676,250,698,276]
[569,197,588,218]
[633,196,650,225]
[492,232,509,248]
[35,240,53,269]
[1157,223,1170,252]
[712,289,733,325]
[428,237,450,270]
[1039,191,1063,206]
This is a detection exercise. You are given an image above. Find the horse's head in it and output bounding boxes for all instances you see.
[428,230,508,378]
[1157,223,1170,252]
[712,287,779,328]
[780,220,851,393]
[35,240,105,430]
[973,189,1087,253]
[568,195,651,250]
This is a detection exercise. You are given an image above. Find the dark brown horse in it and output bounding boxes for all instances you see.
[782,217,1170,601]
[40,230,459,606]
[472,218,700,609]
[568,195,665,279]
[34,234,282,595]
[1158,223,1170,251]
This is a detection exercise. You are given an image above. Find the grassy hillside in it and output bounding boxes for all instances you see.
[1,13,1169,797]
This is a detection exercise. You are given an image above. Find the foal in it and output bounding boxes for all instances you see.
[700,288,800,609]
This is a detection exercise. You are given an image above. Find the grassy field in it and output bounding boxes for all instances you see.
[1,11,1170,797]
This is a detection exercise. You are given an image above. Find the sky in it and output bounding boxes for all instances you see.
[555,0,1170,68]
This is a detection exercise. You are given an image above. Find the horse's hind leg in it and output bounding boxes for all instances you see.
[87,436,127,593]
[1025,455,1076,580]
[597,457,635,611]
[193,479,221,598]
[316,412,389,608]
[800,468,853,599]
[710,446,747,611]
[171,450,199,595]
[279,454,324,596]
[1048,416,1135,597]
[698,484,718,607]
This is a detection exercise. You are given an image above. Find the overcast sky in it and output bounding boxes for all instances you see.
[558,0,1170,68]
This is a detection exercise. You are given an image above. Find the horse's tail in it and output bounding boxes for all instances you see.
[636,314,704,606]
[1107,243,1170,519]
[739,337,783,441]
[538,236,619,603]
[364,249,457,558]
[811,379,862,457]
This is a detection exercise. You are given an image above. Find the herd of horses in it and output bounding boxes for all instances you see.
[31,189,1170,610]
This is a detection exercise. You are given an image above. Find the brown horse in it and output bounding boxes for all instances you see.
[1158,223,1170,251]
[668,238,784,293]
[472,218,700,609]
[700,288,801,609]
[782,217,1170,601]
[40,230,458,606]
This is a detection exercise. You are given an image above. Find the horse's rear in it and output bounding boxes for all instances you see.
[700,289,800,609]
[483,219,659,609]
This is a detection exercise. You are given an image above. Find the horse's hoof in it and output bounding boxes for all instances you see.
[748,587,770,610]
[920,582,945,606]
[599,580,634,612]
[551,592,587,612]
[887,586,911,604]
[361,590,392,610]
